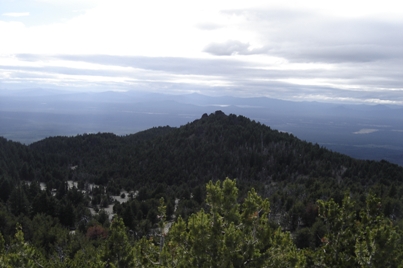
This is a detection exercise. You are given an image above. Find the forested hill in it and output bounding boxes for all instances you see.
[26,110,402,186]
[2,111,403,266]
[1,111,403,201]
[1,110,402,216]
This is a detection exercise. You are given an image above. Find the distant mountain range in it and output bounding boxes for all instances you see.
[1,89,402,165]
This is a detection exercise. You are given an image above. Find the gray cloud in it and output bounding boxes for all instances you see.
[11,54,348,83]
[1,2,403,107]
[222,9,403,64]
[203,40,266,56]
[28,54,248,76]
[4,23,403,106]
[280,45,389,63]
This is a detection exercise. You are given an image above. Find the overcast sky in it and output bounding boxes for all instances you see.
[1,0,402,105]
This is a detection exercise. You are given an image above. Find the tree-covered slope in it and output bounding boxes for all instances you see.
[1,179,402,267]
[26,111,403,186]
[19,111,403,226]
[0,111,403,266]
[2,111,403,215]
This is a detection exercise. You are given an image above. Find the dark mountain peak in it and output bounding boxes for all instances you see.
[199,110,227,120]
[214,110,226,117]
[200,110,227,120]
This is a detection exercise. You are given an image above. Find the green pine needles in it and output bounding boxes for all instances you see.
[0,178,402,267]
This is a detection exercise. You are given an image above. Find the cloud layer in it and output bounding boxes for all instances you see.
[0,1,402,105]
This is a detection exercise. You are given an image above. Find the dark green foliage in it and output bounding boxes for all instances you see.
[7,186,30,216]
[1,112,403,266]
[2,112,401,204]
[59,202,75,227]
[0,176,12,202]
[32,191,56,217]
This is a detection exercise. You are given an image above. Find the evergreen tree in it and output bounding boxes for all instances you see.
[0,224,45,267]
[0,176,12,202]
[313,194,403,267]
[7,185,30,216]
[140,178,306,267]
[102,217,135,267]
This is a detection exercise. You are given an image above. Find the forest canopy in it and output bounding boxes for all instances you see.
[1,178,402,267]
[1,111,403,266]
